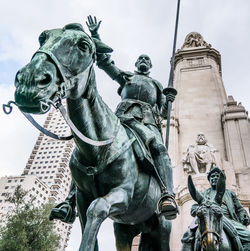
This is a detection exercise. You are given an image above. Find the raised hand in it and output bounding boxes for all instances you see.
[86,15,101,36]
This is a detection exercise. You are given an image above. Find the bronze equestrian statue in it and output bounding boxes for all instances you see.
[12,19,177,251]
[182,167,250,251]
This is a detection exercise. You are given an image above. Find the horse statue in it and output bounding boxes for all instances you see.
[183,174,243,251]
[10,23,171,251]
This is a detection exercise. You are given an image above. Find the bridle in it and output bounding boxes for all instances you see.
[198,204,222,249]
[3,43,114,146]
[200,230,222,244]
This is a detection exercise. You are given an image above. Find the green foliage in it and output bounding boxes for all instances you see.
[0,185,60,251]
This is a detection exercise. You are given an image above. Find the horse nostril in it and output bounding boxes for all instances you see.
[15,71,21,87]
[41,73,52,85]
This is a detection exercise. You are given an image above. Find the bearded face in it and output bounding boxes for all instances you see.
[196,133,207,145]
[135,54,152,73]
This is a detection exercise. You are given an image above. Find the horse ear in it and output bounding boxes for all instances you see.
[188,175,204,204]
[92,38,113,53]
[215,172,226,205]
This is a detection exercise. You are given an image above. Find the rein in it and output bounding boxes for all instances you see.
[3,101,73,141]
[200,230,222,243]
[3,48,114,146]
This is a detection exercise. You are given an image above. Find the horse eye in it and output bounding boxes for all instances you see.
[39,31,48,46]
[78,41,89,52]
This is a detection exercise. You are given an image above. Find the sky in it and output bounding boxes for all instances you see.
[0,0,250,250]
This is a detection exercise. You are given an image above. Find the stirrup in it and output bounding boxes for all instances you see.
[49,202,76,224]
[157,194,179,220]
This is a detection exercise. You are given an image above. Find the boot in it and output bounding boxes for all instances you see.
[153,151,179,220]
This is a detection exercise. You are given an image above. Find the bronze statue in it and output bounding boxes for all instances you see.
[86,15,178,218]
[182,167,250,251]
[12,19,177,250]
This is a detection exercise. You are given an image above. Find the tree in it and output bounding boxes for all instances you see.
[0,185,60,251]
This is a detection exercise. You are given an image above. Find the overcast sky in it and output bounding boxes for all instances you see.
[0,0,250,250]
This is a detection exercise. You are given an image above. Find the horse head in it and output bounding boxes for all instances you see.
[188,174,226,251]
[14,23,111,114]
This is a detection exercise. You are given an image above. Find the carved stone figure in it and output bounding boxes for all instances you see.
[183,132,217,174]
[182,167,250,251]
[181,32,211,49]
[11,19,177,250]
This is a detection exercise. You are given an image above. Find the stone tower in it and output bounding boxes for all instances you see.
[167,32,250,250]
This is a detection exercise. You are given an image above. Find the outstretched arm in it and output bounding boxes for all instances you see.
[86,15,128,87]
[86,15,101,39]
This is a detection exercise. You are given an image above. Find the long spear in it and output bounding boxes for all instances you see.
[163,0,181,149]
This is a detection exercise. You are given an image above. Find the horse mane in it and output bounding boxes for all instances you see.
[63,23,85,32]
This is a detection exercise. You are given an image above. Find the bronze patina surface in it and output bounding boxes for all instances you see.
[13,20,175,251]
[182,167,250,251]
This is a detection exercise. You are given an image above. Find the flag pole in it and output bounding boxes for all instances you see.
[163,0,181,149]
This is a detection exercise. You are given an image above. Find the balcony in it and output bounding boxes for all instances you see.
[50,190,58,196]
[54,178,62,184]
[48,196,57,202]
[29,154,35,159]
[64,147,71,153]
[22,169,29,175]
[59,162,67,168]
[61,157,68,163]
[66,142,73,148]
[51,184,60,190]
[56,173,64,179]
[58,166,65,172]
[63,152,70,158]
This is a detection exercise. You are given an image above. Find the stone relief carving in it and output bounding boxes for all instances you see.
[183,132,217,174]
[181,32,211,49]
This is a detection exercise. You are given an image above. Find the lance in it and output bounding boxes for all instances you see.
[163,0,181,150]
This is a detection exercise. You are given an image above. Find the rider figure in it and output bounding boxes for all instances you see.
[182,166,250,251]
[50,16,178,222]
[86,16,178,219]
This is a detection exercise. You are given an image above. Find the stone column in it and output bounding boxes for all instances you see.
[222,96,250,200]
[169,32,229,251]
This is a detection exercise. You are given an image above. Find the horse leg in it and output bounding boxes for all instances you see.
[114,222,140,251]
[76,189,98,251]
[79,186,133,251]
[79,152,137,251]
[139,215,171,251]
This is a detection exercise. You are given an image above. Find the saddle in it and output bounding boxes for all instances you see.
[123,123,155,176]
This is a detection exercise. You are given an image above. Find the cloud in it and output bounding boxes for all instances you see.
[0,1,249,250]
[0,84,45,176]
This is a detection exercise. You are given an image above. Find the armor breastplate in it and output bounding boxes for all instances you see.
[120,74,158,107]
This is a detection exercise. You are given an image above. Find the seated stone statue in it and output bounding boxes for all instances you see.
[182,166,250,251]
[183,132,216,174]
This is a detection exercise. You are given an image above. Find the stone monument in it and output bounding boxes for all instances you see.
[162,32,250,250]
